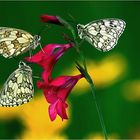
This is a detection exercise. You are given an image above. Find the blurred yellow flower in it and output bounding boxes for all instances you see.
[0,106,20,120]
[63,53,127,94]
[86,132,119,139]
[20,94,69,139]
[123,80,140,101]
[0,92,70,139]
[128,126,140,139]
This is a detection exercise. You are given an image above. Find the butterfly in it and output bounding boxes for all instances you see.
[0,61,34,107]
[77,18,126,52]
[0,27,41,58]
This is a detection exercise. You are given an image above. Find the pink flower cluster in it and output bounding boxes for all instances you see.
[25,15,83,121]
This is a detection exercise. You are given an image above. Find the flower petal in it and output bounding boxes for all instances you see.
[56,100,68,121]
[36,81,46,89]
[41,70,52,84]
[44,89,58,104]
[40,14,63,25]
[49,101,58,121]
[50,75,83,87]
[25,44,72,70]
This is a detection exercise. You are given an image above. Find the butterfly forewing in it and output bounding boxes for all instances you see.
[77,18,126,52]
[0,62,34,107]
[0,27,40,58]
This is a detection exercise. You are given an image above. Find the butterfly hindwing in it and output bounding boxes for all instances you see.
[77,18,126,52]
[0,61,33,107]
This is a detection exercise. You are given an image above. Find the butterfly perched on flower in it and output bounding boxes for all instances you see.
[77,18,126,52]
[0,61,34,107]
[0,27,41,58]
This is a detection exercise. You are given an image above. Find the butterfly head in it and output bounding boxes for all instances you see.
[19,61,32,73]
[77,24,85,39]
[31,35,41,49]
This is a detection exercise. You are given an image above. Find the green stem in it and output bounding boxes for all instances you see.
[58,16,87,71]
[88,75,108,140]
[59,17,108,139]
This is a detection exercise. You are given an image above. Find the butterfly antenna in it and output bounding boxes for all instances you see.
[37,25,50,54]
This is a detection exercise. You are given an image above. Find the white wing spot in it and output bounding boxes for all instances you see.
[17,37,28,43]
[88,30,98,36]
[98,42,102,48]
[8,80,13,87]
[17,74,23,84]
[99,38,104,43]
[7,44,14,50]
[21,87,25,93]
[9,49,15,55]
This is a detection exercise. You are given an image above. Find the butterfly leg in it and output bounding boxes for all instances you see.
[39,44,46,54]
[33,75,42,80]
[29,49,32,60]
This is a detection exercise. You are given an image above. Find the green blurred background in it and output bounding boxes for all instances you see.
[0,1,140,139]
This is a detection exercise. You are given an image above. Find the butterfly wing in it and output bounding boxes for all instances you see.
[0,66,34,107]
[79,19,126,52]
[0,27,34,58]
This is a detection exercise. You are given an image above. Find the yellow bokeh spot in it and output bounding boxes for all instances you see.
[63,54,127,94]
[86,133,119,139]
[0,92,70,139]
[123,80,140,101]
[20,94,69,139]
[0,105,21,120]
[128,127,140,139]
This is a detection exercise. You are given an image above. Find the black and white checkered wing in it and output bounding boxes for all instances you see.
[0,62,33,107]
[0,27,40,58]
[77,19,126,52]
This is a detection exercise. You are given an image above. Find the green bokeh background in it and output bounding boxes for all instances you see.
[0,1,140,139]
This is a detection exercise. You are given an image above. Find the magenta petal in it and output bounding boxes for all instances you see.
[41,70,52,84]
[50,76,70,87]
[25,54,42,63]
[44,89,58,104]
[56,100,68,120]
[49,102,57,121]
[38,74,83,121]
[40,14,63,25]
[50,74,83,87]
[36,81,46,89]
[24,45,52,63]
[25,44,72,70]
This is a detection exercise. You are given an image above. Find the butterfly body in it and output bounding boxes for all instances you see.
[77,18,126,52]
[0,61,34,107]
[0,27,41,58]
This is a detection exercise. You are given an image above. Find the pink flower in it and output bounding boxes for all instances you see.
[25,44,72,84]
[40,14,63,25]
[25,42,83,121]
[37,74,83,121]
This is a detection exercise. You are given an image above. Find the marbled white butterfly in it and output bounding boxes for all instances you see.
[0,61,33,107]
[0,27,41,58]
[77,18,126,52]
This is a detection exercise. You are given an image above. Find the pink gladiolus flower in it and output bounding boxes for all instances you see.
[40,14,63,25]
[25,43,82,121]
[25,44,72,84]
[37,74,83,121]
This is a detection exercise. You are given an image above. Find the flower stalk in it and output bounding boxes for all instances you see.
[59,17,108,140]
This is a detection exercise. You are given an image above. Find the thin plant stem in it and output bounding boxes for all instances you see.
[88,77,108,140]
[59,17,108,140]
